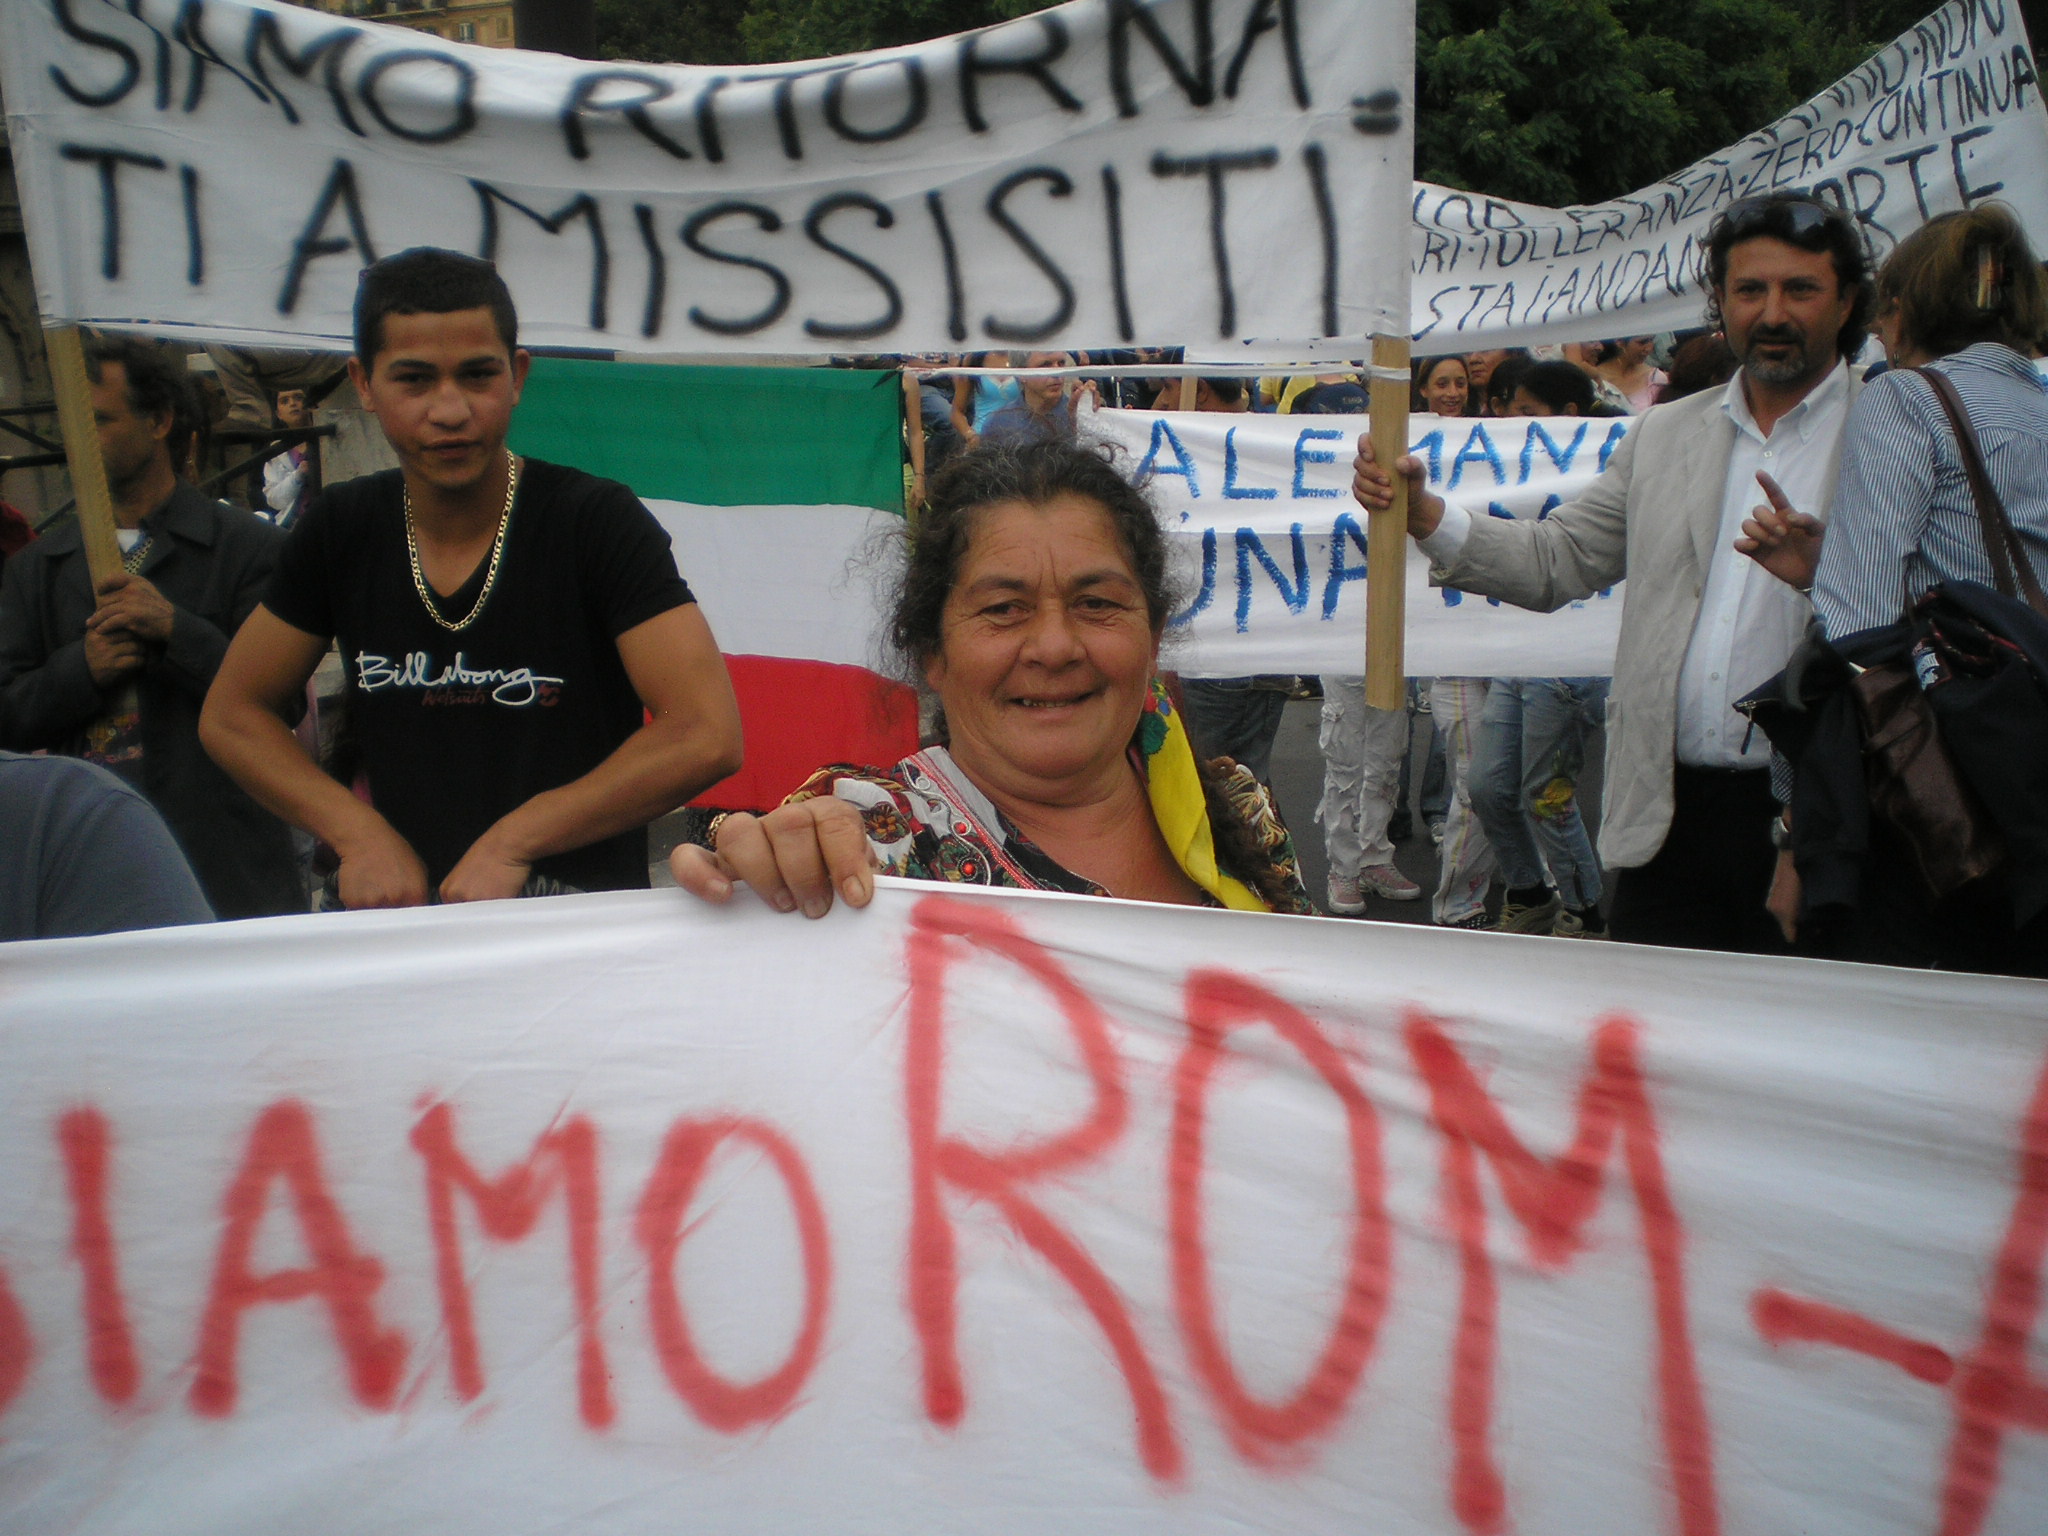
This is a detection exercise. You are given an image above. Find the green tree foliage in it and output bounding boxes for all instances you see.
[593,0,1041,66]
[739,0,1044,62]
[592,0,2048,206]
[593,0,745,63]
[1419,0,2018,205]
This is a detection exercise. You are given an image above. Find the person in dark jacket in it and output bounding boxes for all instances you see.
[1737,204,2048,974]
[0,336,301,919]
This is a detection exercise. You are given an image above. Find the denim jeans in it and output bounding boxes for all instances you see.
[1394,677,1449,826]
[1177,676,1290,783]
[1470,677,1609,911]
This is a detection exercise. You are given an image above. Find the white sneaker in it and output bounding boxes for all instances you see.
[1359,863,1423,901]
[1326,874,1366,916]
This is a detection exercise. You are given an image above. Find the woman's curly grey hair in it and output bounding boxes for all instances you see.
[885,436,1181,676]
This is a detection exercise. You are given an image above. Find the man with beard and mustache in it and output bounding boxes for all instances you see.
[1350,192,1873,952]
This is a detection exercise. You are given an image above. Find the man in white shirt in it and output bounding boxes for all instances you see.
[1352,193,1874,951]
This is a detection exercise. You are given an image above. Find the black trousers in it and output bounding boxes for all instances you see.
[1821,825,2048,978]
[1609,765,1790,955]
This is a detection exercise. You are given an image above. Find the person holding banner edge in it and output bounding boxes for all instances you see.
[202,249,744,909]
[672,439,1311,918]
[1353,192,1873,954]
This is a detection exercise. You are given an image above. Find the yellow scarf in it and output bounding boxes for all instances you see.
[1139,682,1268,912]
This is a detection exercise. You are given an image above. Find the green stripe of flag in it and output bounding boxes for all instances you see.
[512,358,904,513]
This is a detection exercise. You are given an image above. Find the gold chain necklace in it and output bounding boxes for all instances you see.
[405,451,518,633]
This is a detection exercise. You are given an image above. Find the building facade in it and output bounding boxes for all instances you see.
[289,0,517,48]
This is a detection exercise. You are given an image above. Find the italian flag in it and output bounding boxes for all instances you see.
[512,358,917,812]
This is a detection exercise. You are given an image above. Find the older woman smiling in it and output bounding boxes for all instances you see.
[671,440,1310,916]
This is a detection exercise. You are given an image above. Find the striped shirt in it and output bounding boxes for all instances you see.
[1814,343,2048,638]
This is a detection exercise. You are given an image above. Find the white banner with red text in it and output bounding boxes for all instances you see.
[0,0,1410,357]
[2,885,2046,1534]
[1091,407,1628,678]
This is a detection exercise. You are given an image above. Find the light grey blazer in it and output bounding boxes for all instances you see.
[1434,376,1860,870]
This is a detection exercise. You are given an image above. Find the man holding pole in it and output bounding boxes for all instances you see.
[1352,192,1872,953]
[0,336,301,920]
[202,248,743,909]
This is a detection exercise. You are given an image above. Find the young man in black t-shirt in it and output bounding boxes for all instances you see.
[202,249,743,908]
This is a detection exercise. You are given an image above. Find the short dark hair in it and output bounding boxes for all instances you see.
[83,334,200,469]
[1658,333,1737,403]
[1515,360,1598,416]
[1701,192,1874,359]
[353,247,518,365]
[1292,380,1369,414]
[1485,353,1535,408]
[1197,376,1245,406]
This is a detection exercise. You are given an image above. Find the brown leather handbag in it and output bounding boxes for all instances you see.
[1848,367,2048,900]
[1846,659,2002,898]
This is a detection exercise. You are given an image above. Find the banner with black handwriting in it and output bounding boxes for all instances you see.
[2,884,2047,1534]
[1405,0,2048,351]
[1091,407,1627,678]
[0,0,1411,355]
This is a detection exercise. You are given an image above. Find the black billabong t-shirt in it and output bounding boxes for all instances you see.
[265,459,693,892]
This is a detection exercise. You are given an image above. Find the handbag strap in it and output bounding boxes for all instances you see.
[1911,364,2048,618]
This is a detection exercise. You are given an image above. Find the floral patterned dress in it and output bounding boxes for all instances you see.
[784,744,1314,914]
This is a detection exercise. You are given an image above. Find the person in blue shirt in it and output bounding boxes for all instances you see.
[1,751,213,940]
[980,351,1094,446]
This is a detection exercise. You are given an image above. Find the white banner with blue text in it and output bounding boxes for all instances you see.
[1,885,2046,1534]
[1092,407,1628,678]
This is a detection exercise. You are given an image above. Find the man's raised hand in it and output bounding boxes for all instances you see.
[1734,472,1824,592]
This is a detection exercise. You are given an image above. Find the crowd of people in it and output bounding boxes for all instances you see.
[3,190,2044,977]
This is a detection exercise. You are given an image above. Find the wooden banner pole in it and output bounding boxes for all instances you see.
[902,369,927,520]
[43,326,123,587]
[1178,372,1198,411]
[1364,335,1410,711]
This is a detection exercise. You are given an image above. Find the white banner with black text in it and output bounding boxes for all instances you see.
[1403,0,2048,351]
[0,0,1412,356]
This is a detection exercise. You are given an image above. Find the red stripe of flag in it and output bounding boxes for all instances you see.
[691,655,920,812]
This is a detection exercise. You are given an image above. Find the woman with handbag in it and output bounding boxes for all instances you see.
[1737,203,2048,974]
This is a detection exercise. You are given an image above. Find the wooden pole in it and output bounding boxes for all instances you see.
[1178,373,1198,411]
[1364,335,1410,711]
[43,325,123,587]
[902,369,927,520]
